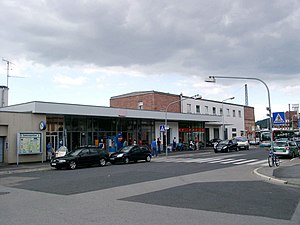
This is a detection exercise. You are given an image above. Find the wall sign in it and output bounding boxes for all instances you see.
[17,132,42,155]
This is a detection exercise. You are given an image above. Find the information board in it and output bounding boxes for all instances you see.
[17,132,42,155]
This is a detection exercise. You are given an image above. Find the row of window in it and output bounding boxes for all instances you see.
[188,104,242,117]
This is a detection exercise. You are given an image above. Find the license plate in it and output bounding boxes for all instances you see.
[51,163,56,166]
[110,158,114,160]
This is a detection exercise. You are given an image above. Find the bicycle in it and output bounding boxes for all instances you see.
[268,149,280,167]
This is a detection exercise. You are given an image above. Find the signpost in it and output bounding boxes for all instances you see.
[272,112,286,125]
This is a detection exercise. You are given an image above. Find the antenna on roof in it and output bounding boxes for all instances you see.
[2,58,24,88]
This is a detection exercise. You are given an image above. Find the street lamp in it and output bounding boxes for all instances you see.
[222,97,235,139]
[206,75,273,147]
[164,94,199,156]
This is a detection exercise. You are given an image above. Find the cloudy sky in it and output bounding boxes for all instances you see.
[0,0,299,121]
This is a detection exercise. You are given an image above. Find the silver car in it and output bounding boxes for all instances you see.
[234,136,250,150]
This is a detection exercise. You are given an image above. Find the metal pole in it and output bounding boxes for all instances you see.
[209,75,273,147]
[221,97,234,140]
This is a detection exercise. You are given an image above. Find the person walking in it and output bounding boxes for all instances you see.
[151,138,157,157]
[172,137,177,151]
[157,137,161,154]
[46,142,52,161]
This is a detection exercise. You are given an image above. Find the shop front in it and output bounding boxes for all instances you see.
[46,115,156,153]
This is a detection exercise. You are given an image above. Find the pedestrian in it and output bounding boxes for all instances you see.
[172,137,177,151]
[157,137,161,154]
[133,139,137,145]
[123,139,128,147]
[46,142,52,161]
[151,138,157,157]
[99,139,105,149]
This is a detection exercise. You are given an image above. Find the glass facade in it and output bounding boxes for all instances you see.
[46,115,156,152]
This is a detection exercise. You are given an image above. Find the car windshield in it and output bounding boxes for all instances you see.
[117,146,133,153]
[235,137,247,142]
[273,142,288,147]
[67,148,84,156]
[219,140,229,145]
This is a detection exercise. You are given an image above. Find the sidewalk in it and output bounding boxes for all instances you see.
[0,161,51,175]
[254,157,300,187]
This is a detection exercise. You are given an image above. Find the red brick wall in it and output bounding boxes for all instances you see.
[244,106,255,132]
[110,92,181,112]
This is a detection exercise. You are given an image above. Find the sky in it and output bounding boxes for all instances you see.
[0,0,300,121]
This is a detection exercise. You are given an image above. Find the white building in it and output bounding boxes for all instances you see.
[182,97,247,140]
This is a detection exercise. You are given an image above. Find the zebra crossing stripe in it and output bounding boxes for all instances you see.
[207,158,235,164]
[219,158,246,164]
[154,156,267,166]
[247,160,267,165]
[233,159,257,165]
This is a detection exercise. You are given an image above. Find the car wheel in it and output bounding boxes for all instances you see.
[99,158,106,167]
[69,161,76,170]
[236,147,239,152]
[124,157,129,164]
[145,155,151,162]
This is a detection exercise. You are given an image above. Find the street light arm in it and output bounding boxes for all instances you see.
[164,94,199,156]
[208,75,273,146]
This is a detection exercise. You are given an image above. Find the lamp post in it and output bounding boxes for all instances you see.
[206,75,273,147]
[222,97,235,140]
[164,94,199,156]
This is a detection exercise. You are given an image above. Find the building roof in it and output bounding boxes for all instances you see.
[110,90,254,109]
[0,101,222,123]
[110,90,179,99]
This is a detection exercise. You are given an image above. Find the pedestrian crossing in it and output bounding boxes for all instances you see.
[153,155,268,166]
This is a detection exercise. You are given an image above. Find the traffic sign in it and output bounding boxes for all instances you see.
[159,125,165,132]
[272,112,286,125]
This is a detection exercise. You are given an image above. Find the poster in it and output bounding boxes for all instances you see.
[18,132,42,155]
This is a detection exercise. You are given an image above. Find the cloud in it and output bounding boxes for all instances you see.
[0,0,299,81]
[53,75,87,87]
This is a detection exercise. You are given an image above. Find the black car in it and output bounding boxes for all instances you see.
[207,138,222,147]
[109,145,152,164]
[214,139,238,153]
[50,146,109,170]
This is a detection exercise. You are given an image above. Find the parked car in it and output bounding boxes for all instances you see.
[109,145,152,164]
[207,138,222,147]
[50,146,109,170]
[234,136,250,150]
[214,139,238,153]
[273,141,299,158]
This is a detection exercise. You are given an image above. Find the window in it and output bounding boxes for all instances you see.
[205,106,209,114]
[233,110,236,117]
[187,104,192,113]
[212,107,216,115]
[238,110,241,118]
[138,101,143,110]
[232,128,237,137]
[196,105,200,113]
[226,108,230,116]
[220,108,223,116]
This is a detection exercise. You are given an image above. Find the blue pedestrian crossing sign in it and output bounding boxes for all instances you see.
[272,112,286,125]
[159,125,165,132]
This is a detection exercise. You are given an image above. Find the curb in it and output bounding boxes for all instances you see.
[253,167,288,185]
[0,167,50,175]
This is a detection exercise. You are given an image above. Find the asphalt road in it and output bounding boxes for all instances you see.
[1,148,300,225]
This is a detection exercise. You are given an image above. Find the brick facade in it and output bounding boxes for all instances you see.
[244,106,255,132]
[110,91,181,113]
